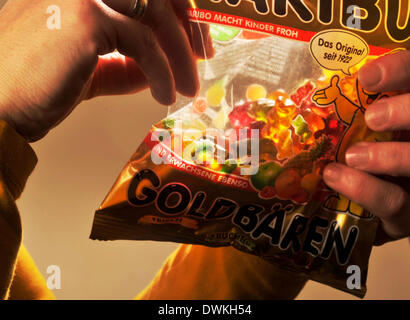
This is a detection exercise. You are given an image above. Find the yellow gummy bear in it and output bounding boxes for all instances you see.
[276,129,294,160]
[246,84,267,101]
[206,83,226,107]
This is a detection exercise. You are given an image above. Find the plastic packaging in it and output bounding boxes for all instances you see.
[91,0,409,297]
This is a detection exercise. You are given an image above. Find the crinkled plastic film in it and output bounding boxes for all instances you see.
[91,0,410,297]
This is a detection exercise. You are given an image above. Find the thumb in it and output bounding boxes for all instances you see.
[331,75,340,88]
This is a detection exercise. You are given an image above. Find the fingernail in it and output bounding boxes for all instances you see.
[345,144,370,169]
[178,74,199,98]
[365,101,389,129]
[358,62,382,89]
[323,163,342,185]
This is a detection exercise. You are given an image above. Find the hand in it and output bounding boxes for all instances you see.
[312,75,341,105]
[0,0,213,141]
[323,50,410,245]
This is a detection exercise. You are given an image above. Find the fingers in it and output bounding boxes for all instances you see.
[101,0,136,16]
[107,15,176,104]
[84,53,148,100]
[170,0,193,44]
[312,95,332,105]
[103,0,212,59]
[345,141,410,176]
[314,98,332,105]
[191,22,215,59]
[100,0,199,102]
[312,90,326,102]
[312,91,326,100]
[330,75,339,87]
[323,163,409,239]
[141,0,199,97]
[365,93,410,131]
[168,1,214,59]
[358,50,410,92]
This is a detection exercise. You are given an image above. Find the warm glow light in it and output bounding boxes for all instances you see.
[210,159,221,170]
[188,0,197,9]
[336,213,347,228]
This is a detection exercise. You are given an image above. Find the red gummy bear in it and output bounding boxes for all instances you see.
[229,102,255,129]
[290,82,314,106]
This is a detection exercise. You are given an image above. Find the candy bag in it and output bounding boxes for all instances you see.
[90,0,409,297]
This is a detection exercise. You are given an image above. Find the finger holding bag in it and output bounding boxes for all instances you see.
[0,0,205,141]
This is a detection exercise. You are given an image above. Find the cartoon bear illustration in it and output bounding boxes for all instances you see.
[312,74,394,218]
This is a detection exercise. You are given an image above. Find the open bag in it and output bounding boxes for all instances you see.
[90,0,410,297]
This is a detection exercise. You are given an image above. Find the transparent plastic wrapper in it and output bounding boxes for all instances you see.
[91,1,409,297]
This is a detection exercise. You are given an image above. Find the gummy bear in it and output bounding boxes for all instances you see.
[276,129,294,160]
[229,102,255,129]
[206,79,226,107]
[301,109,325,133]
[248,100,274,122]
[276,100,297,127]
[267,90,288,102]
[193,97,208,113]
[246,84,267,101]
[292,114,312,143]
[290,81,314,106]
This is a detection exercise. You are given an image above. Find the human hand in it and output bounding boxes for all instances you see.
[0,0,213,141]
[323,50,410,245]
[312,75,342,105]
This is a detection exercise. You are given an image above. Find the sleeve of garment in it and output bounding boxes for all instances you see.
[135,244,308,300]
[0,119,53,300]
[8,245,55,300]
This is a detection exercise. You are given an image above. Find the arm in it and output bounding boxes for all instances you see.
[0,119,53,299]
[333,94,360,125]
[0,0,211,300]
[136,244,307,300]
